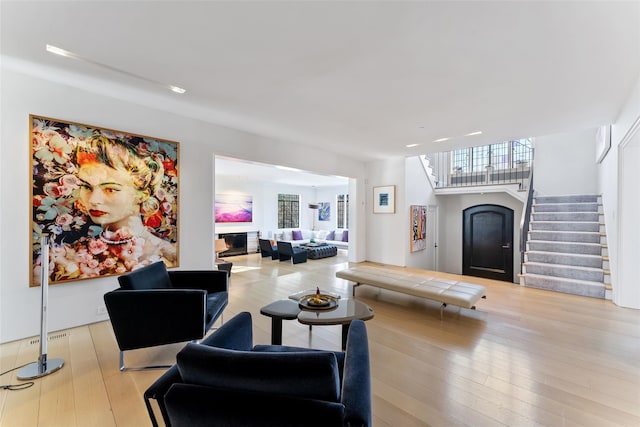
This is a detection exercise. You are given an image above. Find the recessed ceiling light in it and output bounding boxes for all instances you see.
[433,137,451,143]
[465,131,483,136]
[46,44,72,57]
[275,165,302,172]
[45,44,186,95]
[406,143,419,148]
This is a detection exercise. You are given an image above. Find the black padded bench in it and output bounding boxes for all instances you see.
[302,244,338,259]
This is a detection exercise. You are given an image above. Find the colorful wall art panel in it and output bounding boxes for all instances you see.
[319,202,330,221]
[215,193,253,223]
[410,204,427,252]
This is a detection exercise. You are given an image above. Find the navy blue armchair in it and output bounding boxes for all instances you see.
[103,261,228,371]
[258,238,279,260]
[277,240,308,264]
[144,311,371,427]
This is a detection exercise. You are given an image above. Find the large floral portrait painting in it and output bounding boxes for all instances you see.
[30,115,179,286]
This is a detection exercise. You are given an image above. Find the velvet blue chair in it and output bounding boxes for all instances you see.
[277,240,308,264]
[258,238,279,260]
[104,261,228,371]
[144,311,371,427]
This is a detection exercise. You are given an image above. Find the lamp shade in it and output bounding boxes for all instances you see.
[215,239,228,253]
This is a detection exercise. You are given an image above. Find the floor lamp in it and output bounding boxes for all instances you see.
[17,236,64,380]
[308,203,321,231]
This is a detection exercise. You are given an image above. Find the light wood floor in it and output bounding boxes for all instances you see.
[1,251,639,427]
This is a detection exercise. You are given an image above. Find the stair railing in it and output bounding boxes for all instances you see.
[519,153,535,270]
[424,139,533,190]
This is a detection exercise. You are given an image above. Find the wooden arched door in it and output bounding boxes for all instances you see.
[463,204,513,282]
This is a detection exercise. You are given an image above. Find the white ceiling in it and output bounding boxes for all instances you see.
[215,156,349,187]
[2,1,639,172]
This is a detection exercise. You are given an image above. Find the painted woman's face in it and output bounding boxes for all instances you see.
[77,163,141,228]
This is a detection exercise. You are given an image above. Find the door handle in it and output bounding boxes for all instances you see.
[502,244,511,249]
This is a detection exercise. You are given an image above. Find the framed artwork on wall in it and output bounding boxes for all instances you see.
[410,205,427,252]
[373,185,396,214]
[319,202,330,221]
[215,193,253,223]
[30,115,180,286]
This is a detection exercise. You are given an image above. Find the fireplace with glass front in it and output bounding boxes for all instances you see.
[217,232,248,257]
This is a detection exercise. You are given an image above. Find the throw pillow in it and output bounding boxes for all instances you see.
[292,229,303,240]
[326,230,335,240]
[342,230,349,242]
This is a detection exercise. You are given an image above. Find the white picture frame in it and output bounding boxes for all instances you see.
[373,185,396,214]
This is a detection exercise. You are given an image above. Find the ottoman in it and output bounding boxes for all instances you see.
[305,245,338,259]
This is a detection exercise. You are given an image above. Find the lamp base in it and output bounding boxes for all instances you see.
[16,358,64,380]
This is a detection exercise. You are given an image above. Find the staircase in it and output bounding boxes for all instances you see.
[521,194,609,299]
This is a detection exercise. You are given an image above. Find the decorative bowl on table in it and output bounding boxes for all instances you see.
[298,292,339,311]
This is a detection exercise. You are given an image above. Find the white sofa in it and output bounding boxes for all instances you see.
[322,229,349,249]
[267,229,349,249]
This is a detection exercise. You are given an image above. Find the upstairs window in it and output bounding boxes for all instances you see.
[511,139,533,167]
[452,139,533,173]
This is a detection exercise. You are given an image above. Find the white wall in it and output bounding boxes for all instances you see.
[404,156,438,269]
[600,72,640,309]
[534,128,599,196]
[349,177,365,263]
[600,129,621,299]
[365,157,406,266]
[0,67,365,343]
[361,156,439,268]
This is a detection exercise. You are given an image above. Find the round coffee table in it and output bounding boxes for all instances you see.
[297,298,374,350]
